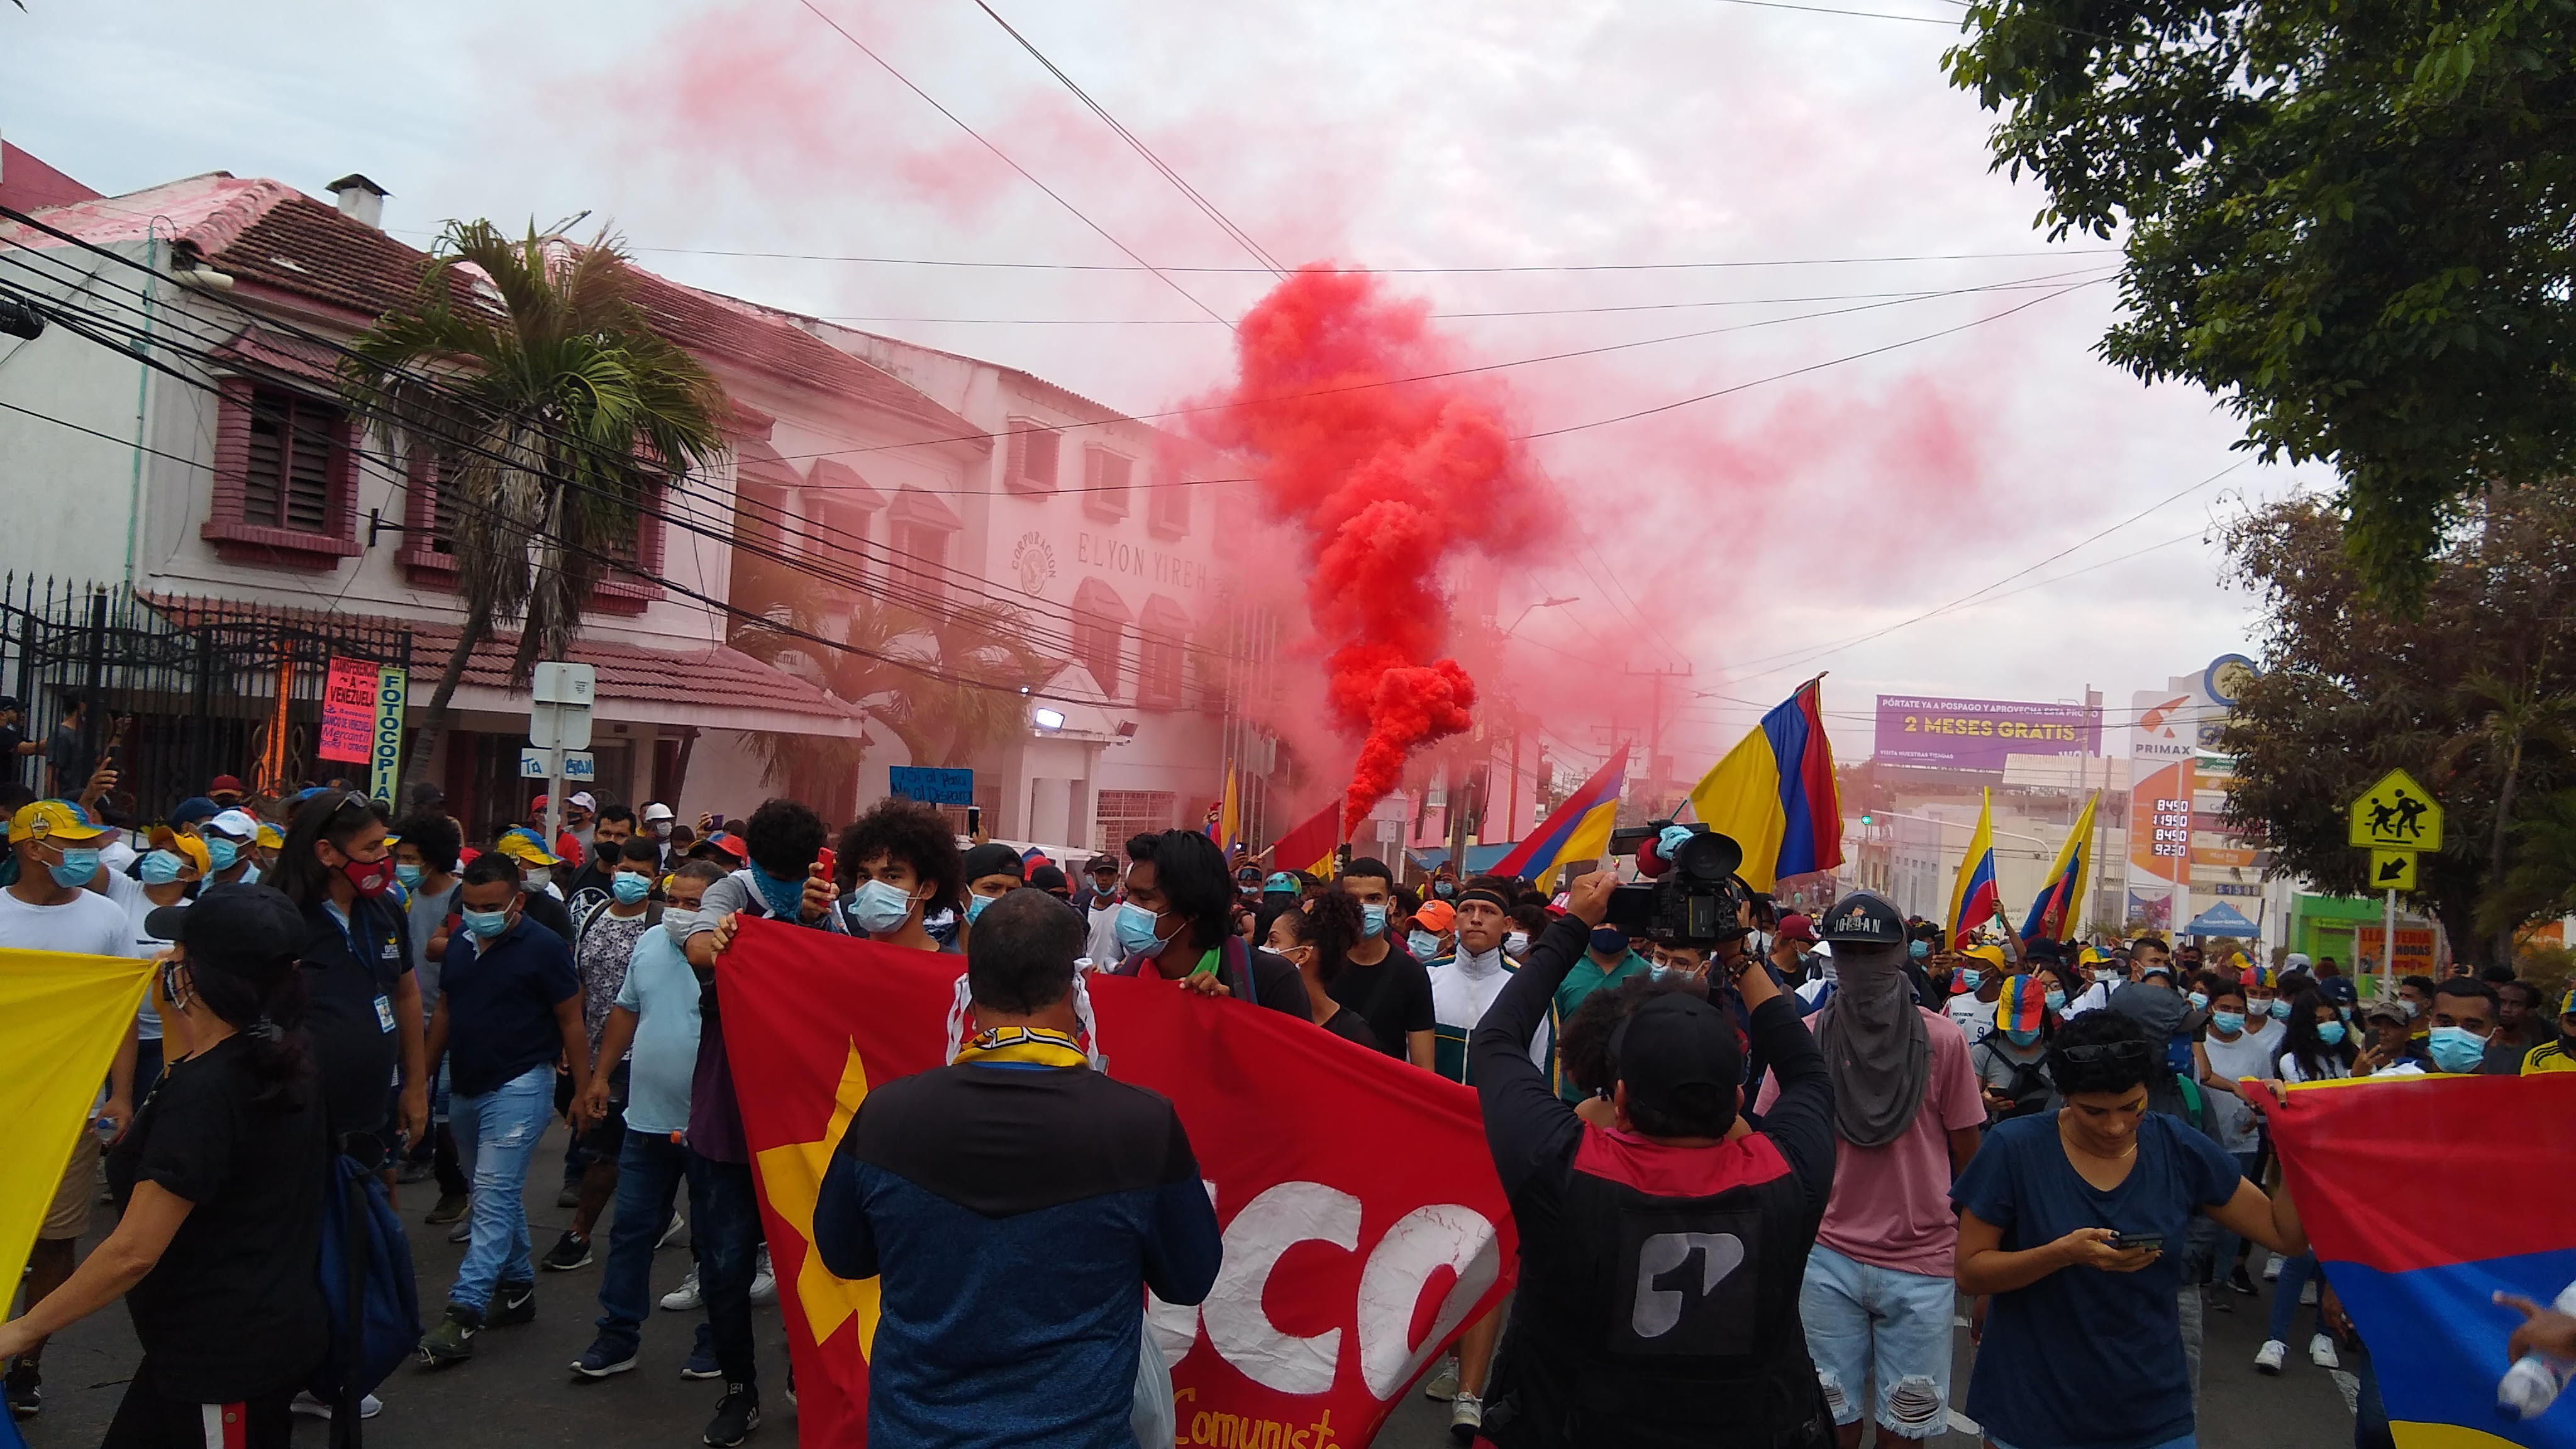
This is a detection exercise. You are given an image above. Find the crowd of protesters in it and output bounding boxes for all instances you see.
[6,753,2576,1449]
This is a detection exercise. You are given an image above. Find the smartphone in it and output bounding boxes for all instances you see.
[708,813,725,833]
[967,805,984,837]
[2107,1231,2165,1253]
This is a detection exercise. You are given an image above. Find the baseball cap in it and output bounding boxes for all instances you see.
[255,822,283,849]
[1087,855,1119,875]
[1614,994,1743,1125]
[145,882,304,966]
[11,799,108,844]
[0,695,18,711]
[1263,871,1298,894]
[208,774,245,796]
[2557,985,2576,1018]
[702,831,748,863]
[496,826,563,867]
[569,791,597,812]
[530,794,549,813]
[2285,953,2312,970]
[962,842,1026,882]
[1775,913,1818,945]
[1028,863,1070,893]
[1414,899,1455,932]
[1964,943,2009,970]
[206,808,260,841]
[1818,892,1904,947]
[642,802,675,823]
[167,796,220,830]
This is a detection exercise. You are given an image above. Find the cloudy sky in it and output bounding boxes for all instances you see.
[4,0,2336,774]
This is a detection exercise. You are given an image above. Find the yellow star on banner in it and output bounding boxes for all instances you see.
[753,1041,882,1356]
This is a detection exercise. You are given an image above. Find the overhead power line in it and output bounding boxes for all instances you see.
[602,243,2118,274]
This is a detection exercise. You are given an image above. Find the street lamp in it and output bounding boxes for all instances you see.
[1504,596,1580,636]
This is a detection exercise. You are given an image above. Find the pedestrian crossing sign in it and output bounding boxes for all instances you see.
[2368,848,2417,892]
[2348,769,2443,852]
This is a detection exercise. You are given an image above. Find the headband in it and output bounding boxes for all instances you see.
[1457,887,1513,913]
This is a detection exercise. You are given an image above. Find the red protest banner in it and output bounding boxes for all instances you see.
[717,919,1516,1447]
[318,657,377,763]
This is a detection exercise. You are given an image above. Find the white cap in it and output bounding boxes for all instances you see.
[208,808,260,841]
[569,791,597,812]
[641,802,675,823]
[2286,952,2312,969]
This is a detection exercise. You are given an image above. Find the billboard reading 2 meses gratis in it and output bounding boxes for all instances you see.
[1874,694,2104,771]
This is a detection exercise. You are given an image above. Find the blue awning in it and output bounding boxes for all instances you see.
[2182,901,2259,936]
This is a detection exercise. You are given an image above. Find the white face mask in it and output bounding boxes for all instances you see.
[523,867,551,891]
[662,908,701,947]
[1504,931,1530,955]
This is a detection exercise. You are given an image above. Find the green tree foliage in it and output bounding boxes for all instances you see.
[2218,483,2576,958]
[1947,0,2576,597]
[340,221,728,785]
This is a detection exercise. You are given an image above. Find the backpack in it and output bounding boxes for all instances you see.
[309,1150,421,1443]
[1975,1041,2053,1119]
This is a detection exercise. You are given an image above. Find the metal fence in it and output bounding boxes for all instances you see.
[0,577,412,825]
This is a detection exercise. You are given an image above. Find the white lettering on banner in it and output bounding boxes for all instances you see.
[1154,1182,1502,1403]
[1355,1204,1502,1397]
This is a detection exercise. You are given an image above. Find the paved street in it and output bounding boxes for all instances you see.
[27,1119,2357,1449]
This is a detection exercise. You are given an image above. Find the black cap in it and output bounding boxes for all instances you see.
[962,843,1026,884]
[1819,891,1905,946]
[1614,994,1743,1121]
[2025,937,2065,963]
[1028,864,1069,892]
[145,883,305,968]
[0,695,17,711]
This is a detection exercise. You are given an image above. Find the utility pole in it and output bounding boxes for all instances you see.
[1626,663,1693,818]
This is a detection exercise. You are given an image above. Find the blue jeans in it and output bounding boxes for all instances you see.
[691,1154,762,1389]
[1799,1243,1957,1439]
[2269,1253,2324,1342]
[594,1129,687,1352]
[450,1063,553,1314]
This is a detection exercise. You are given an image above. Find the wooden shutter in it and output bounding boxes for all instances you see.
[242,388,340,533]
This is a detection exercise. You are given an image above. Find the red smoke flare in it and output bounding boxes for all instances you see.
[1197,267,1544,840]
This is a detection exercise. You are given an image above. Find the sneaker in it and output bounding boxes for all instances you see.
[419,1305,481,1367]
[488,1281,536,1327]
[681,1323,722,1380]
[2263,1253,2284,1280]
[662,1269,704,1312]
[425,1191,469,1225]
[704,1383,761,1447]
[1450,1392,1484,1442]
[446,1214,472,1245]
[2301,1279,2319,1306]
[397,1156,433,1185]
[572,1338,638,1379]
[2309,1333,2341,1368]
[748,1246,775,1306]
[6,1360,41,1418]
[558,1183,584,1210]
[2253,1338,2288,1375]
[2226,1265,2258,1296]
[1421,1356,1459,1402]
[543,1231,594,1272]
[290,1392,384,1419]
[657,1211,689,1251]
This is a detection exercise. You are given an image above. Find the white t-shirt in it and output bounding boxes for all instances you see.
[2064,979,2116,1018]
[1945,991,1993,1041]
[0,882,134,957]
[2200,1029,2276,1151]
[102,872,182,1040]
[1085,901,1126,972]
[2277,1049,2352,1084]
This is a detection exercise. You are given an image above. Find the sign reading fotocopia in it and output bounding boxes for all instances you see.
[1873,694,2102,770]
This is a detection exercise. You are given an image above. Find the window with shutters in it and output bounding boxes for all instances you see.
[203,378,361,570]
[1070,577,1130,699]
[1136,594,1191,710]
[1147,469,1191,539]
[1005,421,1061,494]
[1096,789,1179,853]
[1083,446,1131,521]
[400,449,665,611]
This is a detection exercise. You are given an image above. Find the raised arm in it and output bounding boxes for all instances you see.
[1471,874,1613,1200]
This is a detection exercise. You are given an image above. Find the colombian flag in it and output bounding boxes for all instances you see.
[2267,1073,2576,1449]
[2019,790,2099,945]
[1947,789,2002,947]
[1493,744,1629,890]
[1269,799,1341,879]
[1683,678,1843,892]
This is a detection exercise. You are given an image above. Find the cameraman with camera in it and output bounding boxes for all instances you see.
[1469,830,1837,1449]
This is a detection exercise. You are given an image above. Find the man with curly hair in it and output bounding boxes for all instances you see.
[833,798,966,953]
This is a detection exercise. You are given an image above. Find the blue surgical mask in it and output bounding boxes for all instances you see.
[1908,940,1929,960]
[1360,904,1388,940]
[2211,1010,2246,1035]
[394,862,425,889]
[2043,989,2067,1013]
[2004,1026,2041,1047]
[2426,1024,2488,1074]
[965,892,995,923]
[1433,881,1454,898]
[140,850,186,886]
[48,847,99,887]
[850,879,917,936]
[1114,901,1165,958]
[1957,968,1982,992]
[2270,998,2292,1019]
[1407,930,1440,959]
[2188,991,2210,1011]
[462,909,511,941]
[205,837,240,872]
[611,872,650,905]
[2317,1021,2348,1046]
[1589,926,1628,958]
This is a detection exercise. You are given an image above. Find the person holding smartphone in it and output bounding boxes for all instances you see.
[1951,1010,2308,1449]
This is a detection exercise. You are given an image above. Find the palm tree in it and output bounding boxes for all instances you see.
[340,219,729,792]
[2441,665,2576,962]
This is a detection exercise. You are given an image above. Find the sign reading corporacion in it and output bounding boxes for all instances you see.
[1874,694,2102,770]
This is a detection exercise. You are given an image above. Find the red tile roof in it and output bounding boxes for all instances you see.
[208,194,453,318]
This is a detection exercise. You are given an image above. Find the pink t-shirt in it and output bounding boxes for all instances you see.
[1757,1004,1986,1277]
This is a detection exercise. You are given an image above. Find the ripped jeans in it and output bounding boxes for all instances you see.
[1800,1243,1957,1440]
[449,1062,554,1314]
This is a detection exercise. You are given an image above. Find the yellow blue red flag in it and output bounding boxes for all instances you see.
[1946,789,2002,947]
[1493,745,1628,889]
[0,948,154,1301]
[1684,679,1843,892]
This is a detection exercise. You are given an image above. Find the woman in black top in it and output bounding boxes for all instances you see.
[0,886,330,1448]
[1265,891,1385,1052]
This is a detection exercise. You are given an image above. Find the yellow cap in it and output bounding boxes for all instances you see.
[497,826,562,867]
[11,799,108,843]
[255,822,284,848]
[1965,943,2009,969]
[150,826,211,877]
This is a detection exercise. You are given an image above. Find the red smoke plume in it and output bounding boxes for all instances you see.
[1196,267,1545,840]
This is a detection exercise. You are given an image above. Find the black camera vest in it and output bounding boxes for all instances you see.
[1499,1126,1830,1448]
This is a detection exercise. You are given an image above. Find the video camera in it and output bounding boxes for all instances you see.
[1602,820,1752,947]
